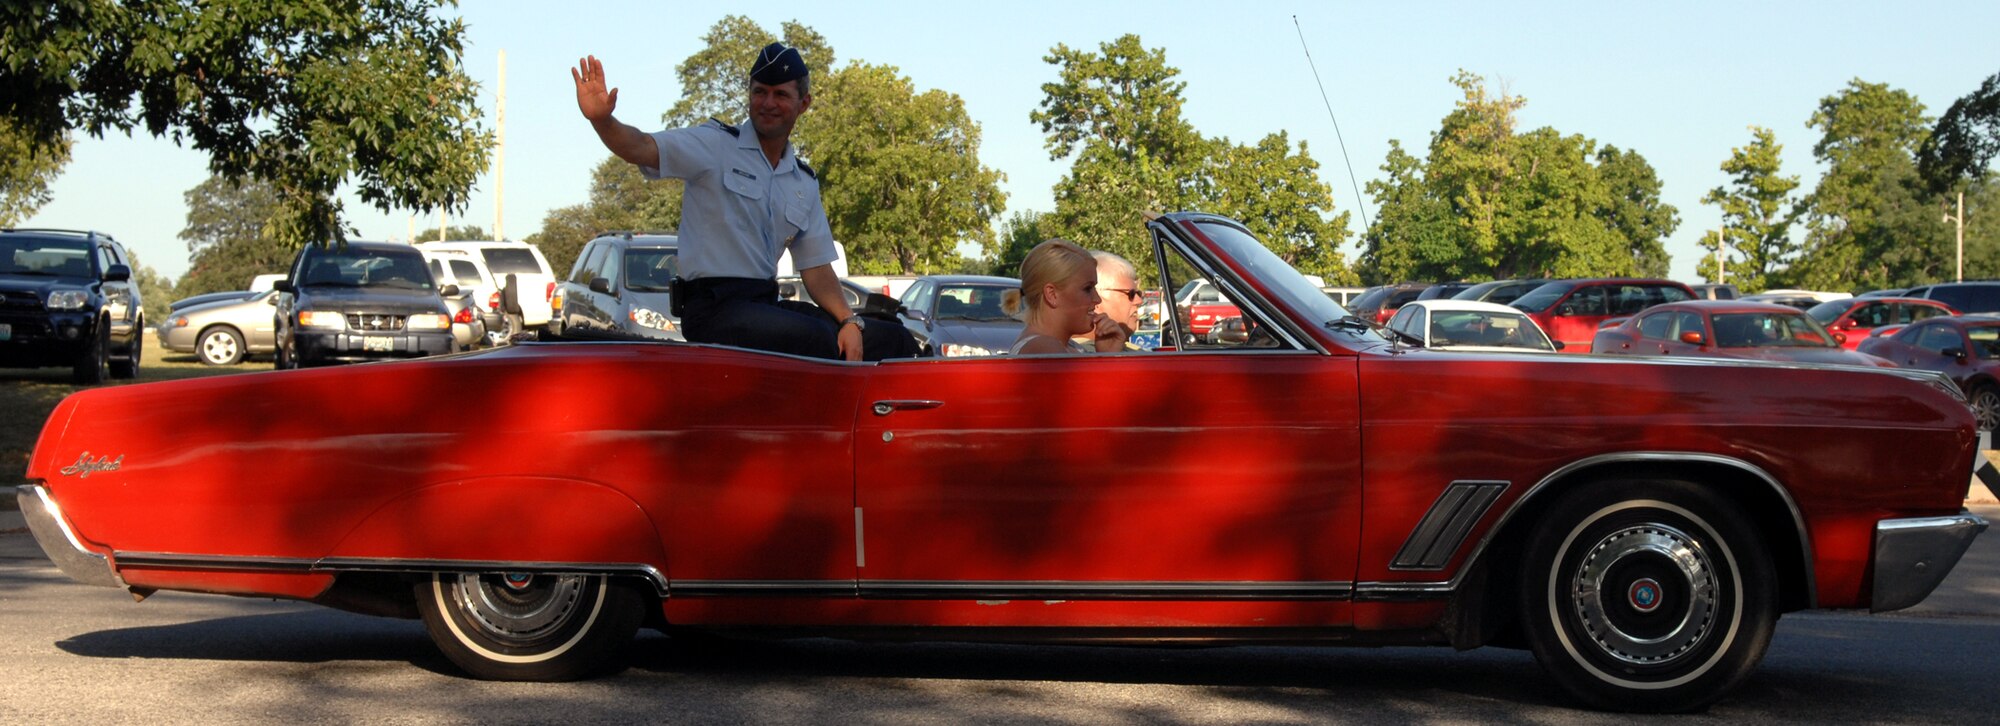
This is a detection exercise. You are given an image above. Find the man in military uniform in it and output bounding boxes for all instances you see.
[571,44,916,360]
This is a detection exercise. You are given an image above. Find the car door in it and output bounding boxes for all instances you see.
[1903,323,1973,385]
[1546,285,1609,350]
[96,243,139,346]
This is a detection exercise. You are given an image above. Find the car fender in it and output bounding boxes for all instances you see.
[326,476,669,583]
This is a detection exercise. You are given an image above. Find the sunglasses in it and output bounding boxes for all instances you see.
[1103,288,1142,302]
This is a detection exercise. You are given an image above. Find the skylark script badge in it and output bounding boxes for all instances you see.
[60,452,123,478]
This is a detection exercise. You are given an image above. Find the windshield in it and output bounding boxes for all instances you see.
[1428,310,1555,351]
[300,248,436,290]
[1710,312,1837,348]
[1509,282,1575,313]
[1348,287,1390,311]
[1805,300,1848,324]
[2,237,94,277]
[1188,220,1347,325]
[623,247,678,292]
[932,284,1015,321]
[482,247,545,276]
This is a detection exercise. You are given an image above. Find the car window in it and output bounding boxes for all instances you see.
[1928,285,2000,313]
[1565,286,1608,316]
[571,244,604,285]
[1903,303,1950,323]
[483,247,545,276]
[1675,312,1704,340]
[934,285,1013,321]
[1971,327,2000,358]
[1915,325,1963,354]
[901,281,932,316]
[1155,231,1292,352]
[593,245,621,284]
[428,259,449,283]
[1658,285,1692,304]
[1711,312,1832,347]
[1638,312,1673,340]
[622,248,677,292]
[1348,286,1390,311]
[1386,305,1421,338]
[1805,300,1848,324]
[1509,282,1573,313]
[448,260,485,286]
[1848,302,1892,327]
[1191,282,1221,304]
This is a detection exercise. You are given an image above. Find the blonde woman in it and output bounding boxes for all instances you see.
[1003,239,1128,354]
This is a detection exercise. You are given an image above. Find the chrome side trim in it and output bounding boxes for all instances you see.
[857,580,1353,601]
[14,485,125,588]
[854,507,866,568]
[1351,582,1454,602]
[1391,481,1509,570]
[1872,513,1988,612]
[1454,451,1817,609]
[108,551,672,597]
[670,580,856,598]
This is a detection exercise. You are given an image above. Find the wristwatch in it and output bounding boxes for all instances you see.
[840,314,866,331]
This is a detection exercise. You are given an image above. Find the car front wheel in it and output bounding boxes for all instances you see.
[198,326,246,366]
[72,322,108,384]
[415,572,645,681]
[1970,384,2000,432]
[1519,479,1777,713]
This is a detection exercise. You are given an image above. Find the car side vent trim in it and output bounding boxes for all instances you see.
[1390,480,1509,571]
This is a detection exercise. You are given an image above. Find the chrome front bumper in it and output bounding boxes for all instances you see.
[14,485,124,588]
[1873,512,1987,612]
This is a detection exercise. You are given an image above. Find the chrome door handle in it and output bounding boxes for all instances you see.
[872,400,943,416]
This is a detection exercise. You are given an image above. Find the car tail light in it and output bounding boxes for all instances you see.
[453,307,474,324]
[487,292,501,311]
[1375,308,1393,324]
[546,282,556,302]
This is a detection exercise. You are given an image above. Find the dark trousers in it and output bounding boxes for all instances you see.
[680,277,919,360]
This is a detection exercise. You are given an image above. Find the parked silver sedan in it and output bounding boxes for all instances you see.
[157,289,280,365]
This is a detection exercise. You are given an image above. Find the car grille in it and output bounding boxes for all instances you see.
[0,290,42,311]
[346,313,408,331]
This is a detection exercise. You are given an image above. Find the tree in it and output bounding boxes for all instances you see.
[126,251,175,324]
[1789,80,1933,289]
[801,62,1005,275]
[987,210,1046,277]
[1917,70,2000,196]
[1699,127,1800,292]
[528,159,682,277]
[662,16,835,129]
[1,0,491,249]
[1034,35,1354,283]
[0,118,70,226]
[1361,72,1677,283]
[177,175,294,297]
[416,224,488,242]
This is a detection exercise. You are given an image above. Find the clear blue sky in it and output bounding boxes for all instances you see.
[21,1,1998,285]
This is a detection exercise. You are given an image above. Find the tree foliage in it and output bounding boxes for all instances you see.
[528,158,681,277]
[1359,72,1678,283]
[987,210,1046,277]
[0,0,491,249]
[802,62,1005,275]
[416,224,487,242]
[1698,127,1800,292]
[0,118,71,226]
[176,174,294,297]
[1788,80,1935,289]
[1918,70,2000,196]
[1033,34,1354,285]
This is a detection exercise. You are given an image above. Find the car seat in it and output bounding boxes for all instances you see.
[304,261,344,285]
[936,297,968,320]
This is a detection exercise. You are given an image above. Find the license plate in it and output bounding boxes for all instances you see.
[362,336,394,352]
[0,323,9,341]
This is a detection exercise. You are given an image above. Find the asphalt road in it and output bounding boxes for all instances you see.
[3,508,1996,724]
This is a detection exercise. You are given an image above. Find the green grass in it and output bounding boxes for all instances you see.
[2,334,271,508]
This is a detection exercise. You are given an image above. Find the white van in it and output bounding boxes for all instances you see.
[415,240,558,331]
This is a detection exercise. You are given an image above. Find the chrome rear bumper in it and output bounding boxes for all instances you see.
[1873,512,1987,612]
[14,485,125,588]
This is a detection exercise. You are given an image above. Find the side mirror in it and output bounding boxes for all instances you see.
[103,264,131,282]
[589,277,612,295]
[1552,340,1566,351]
[1557,304,1576,316]
[905,309,928,323]
[1943,347,1968,361]
[274,280,295,293]
[1839,319,1858,330]
[1833,332,1847,345]
[1679,330,1706,346]
[439,284,459,297]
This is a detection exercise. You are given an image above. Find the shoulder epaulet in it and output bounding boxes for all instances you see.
[797,158,816,179]
[706,118,740,137]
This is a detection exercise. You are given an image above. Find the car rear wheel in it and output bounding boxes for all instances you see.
[1519,479,1776,712]
[71,322,108,385]
[1971,385,2000,432]
[415,572,645,681]
[197,326,246,366]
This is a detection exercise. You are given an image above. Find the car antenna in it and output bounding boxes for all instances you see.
[1293,15,1372,232]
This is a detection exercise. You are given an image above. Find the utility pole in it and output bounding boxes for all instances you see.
[1946,190,1965,282]
[494,49,506,241]
[1714,228,1726,285]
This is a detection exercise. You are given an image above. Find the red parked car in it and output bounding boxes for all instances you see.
[1805,297,1959,350]
[1509,279,1695,353]
[1858,314,2000,430]
[1591,301,1896,367]
[18,213,1986,712]
[1173,278,1240,338]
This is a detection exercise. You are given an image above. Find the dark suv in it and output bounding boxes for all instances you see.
[0,229,144,383]
[1900,282,2000,314]
[273,241,457,368]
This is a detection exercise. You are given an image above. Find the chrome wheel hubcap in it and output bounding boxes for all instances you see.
[1571,523,1718,665]
[1974,391,2000,432]
[450,572,589,645]
[201,333,238,363]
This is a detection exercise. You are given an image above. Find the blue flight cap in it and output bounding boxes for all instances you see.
[749,42,808,86]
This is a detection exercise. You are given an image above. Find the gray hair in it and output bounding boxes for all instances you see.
[1091,250,1137,281]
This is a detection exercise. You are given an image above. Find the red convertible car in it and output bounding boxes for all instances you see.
[17,213,1988,713]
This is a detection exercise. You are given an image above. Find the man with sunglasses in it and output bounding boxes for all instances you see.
[1086,250,1144,351]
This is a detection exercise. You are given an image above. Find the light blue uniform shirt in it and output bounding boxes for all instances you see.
[640,119,838,280]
